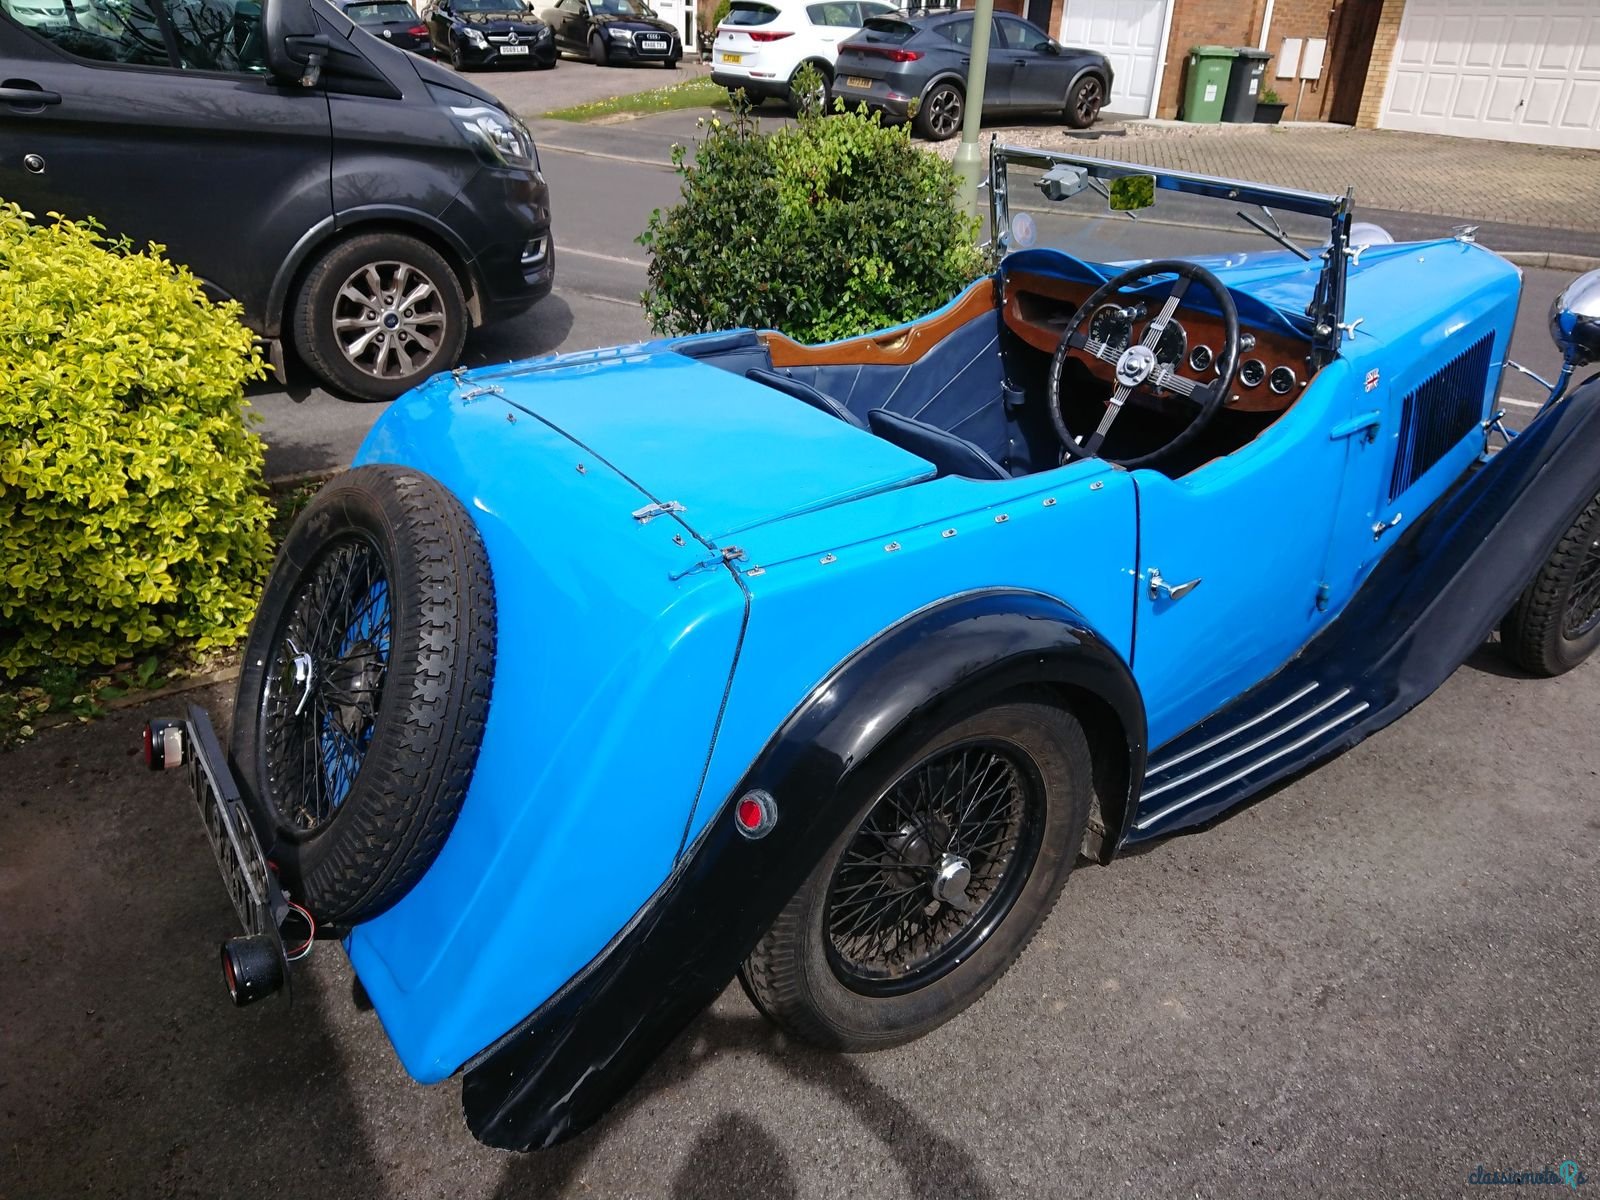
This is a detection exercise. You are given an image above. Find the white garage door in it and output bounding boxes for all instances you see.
[1381,0,1600,149]
[1058,0,1170,118]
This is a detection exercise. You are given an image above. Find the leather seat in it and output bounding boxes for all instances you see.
[867,409,1011,480]
[746,367,866,429]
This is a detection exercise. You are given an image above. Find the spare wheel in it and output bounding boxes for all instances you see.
[230,465,496,926]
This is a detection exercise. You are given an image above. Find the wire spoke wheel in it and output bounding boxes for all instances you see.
[824,738,1045,996]
[1563,533,1600,638]
[331,259,448,382]
[259,535,392,835]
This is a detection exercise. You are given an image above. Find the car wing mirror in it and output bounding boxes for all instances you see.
[1108,174,1156,212]
[1039,39,1059,54]
[263,0,334,84]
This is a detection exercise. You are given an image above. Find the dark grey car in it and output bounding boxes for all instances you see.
[833,11,1111,140]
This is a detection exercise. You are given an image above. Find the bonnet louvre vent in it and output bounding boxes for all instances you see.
[1388,333,1494,501]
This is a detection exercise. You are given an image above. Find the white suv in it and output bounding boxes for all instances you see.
[711,0,898,111]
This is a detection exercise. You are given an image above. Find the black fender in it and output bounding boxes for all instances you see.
[919,70,968,106]
[461,588,1145,1150]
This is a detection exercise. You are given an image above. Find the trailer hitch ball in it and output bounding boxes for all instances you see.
[220,935,286,1007]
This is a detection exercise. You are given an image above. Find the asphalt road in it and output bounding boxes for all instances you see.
[5,78,1598,1200]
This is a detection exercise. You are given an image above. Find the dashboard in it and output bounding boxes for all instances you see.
[1001,269,1318,413]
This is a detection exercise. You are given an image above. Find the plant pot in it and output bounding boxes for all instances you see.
[1254,102,1286,125]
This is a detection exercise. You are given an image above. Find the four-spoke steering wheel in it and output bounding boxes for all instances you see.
[1048,259,1240,470]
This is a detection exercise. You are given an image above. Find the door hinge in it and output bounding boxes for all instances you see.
[1372,512,1403,541]
[1330,410,1382,443]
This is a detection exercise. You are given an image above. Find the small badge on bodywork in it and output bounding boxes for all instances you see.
[1365,368,1381,392]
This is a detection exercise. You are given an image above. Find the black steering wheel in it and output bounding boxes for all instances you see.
[1048,259,1239,470]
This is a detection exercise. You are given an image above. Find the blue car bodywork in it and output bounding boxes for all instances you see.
[181,144,1600,1150]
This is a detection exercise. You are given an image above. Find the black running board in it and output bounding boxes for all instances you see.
[1128,378,1600,843]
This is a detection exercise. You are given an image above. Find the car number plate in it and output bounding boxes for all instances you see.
[501,43,530,54]
[720,51,742,62]
[639,37,666,50]
[846,75,872,89]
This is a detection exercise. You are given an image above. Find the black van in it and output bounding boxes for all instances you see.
[0,0,554,400]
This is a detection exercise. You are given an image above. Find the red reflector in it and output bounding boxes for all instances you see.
[734,790,777,838]
[747,30,792,41]
[737,797,763,828]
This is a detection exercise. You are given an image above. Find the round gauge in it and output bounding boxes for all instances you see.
[1189,344,1213,373]
[1089,303,1133,351]
[1146,318,1187,366]
[1238,358,1267,388]
[1269,365,1298,395]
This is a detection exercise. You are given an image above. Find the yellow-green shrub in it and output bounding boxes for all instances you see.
[0,201,272,675]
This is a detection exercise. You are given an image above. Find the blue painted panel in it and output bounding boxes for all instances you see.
[345,380,747,1083]
[680,461,1140,846]
[477,350,935,541]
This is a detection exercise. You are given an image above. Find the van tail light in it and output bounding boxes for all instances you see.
[840,42,922,61]
[747,30,793,41]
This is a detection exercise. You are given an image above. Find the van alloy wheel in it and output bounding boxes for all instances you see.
[331,260,450,384]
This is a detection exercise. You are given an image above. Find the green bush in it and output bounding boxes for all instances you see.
[0,201,272,675]
[638,101,988,345]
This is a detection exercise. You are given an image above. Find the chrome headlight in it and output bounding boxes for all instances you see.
[464,26,488,45]
[451,105,540,173]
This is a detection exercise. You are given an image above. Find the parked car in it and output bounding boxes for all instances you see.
[341,0,435,56]
[425,0,557,68]
[710,0,897,112]
[150,142,1600,1151]
[542,0,679,66]
[0,0,555,400]
[834,11,1111,139]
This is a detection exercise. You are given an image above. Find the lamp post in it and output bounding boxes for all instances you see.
[952,0,996,223]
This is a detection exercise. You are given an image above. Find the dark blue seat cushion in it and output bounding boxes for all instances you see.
[867,409,1010,480]
[746,367,867,428]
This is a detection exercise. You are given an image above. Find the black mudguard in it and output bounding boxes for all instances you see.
[461,589,1144,1150]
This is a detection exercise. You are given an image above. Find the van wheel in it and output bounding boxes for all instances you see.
[230,466,496,925]
[294,232,469,402]
[1501,489,1600,676]
[914,81,963,141]
[740,702,1091,1050]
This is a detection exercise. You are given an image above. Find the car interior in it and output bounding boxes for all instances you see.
[673,248,1323,481]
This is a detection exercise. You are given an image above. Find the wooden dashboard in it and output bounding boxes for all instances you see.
[1002,269,1317,414]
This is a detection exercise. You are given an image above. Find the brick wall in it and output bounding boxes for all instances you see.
[1156,0,1350,119]
[1354,0,1404,127]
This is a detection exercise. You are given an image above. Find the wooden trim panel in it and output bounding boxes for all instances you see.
[1001,269,1318,414]
[761,279,996,368]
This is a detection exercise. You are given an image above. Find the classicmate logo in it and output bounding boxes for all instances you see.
[1468,1161,1587,1189]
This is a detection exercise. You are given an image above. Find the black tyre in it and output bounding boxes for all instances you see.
[590,31,608,65]
[1064,72,1104,129]
[787,62,831,115]
[231,466,496,926]
[1501,489,1600,676]
[913,80,963,141]
[293,231,469,402]
[740,701,1091,1051]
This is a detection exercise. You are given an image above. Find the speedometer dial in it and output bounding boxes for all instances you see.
[1144,318,1187,365]
[1089,304,1133,351]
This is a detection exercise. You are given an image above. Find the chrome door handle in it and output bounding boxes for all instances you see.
[1148,568,1201,601]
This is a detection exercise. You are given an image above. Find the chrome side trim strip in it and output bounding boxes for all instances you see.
[1134,701,1371,830]
[1142,687,1349,800]
[1147,682,1321,776]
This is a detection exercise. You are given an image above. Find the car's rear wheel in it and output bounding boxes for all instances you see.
[740,701,1091,1050]
[1501,489,1600,676]
[230,466,496,926]
[294,231,469,402]
[590,31,609,65]
[787,62,831,114]
[914,80,963,140]
[1064,73,1104,129]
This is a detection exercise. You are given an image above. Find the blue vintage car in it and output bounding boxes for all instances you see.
[150,143,1600,1151]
